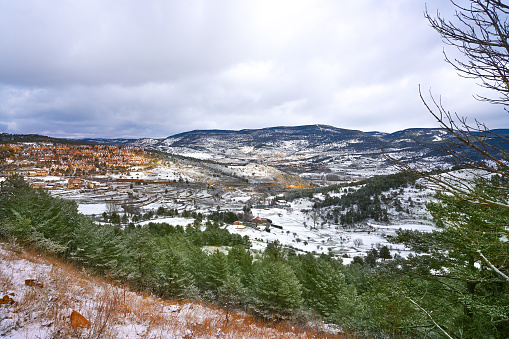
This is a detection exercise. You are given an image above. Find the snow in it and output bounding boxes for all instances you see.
[34,175,62,181]
[78,203,107,215]
[137,217,194,227]
[176,151,215,160]
[21,148,440,262]
[231,196,251,203]
[63,174,438,261]
[221,192,437,260]
[56,167,439,262]
[228,163,272,181]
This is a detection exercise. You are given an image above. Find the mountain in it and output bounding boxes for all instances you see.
[78,138,137,145]
[132,124,449,154]
[6,125,507,181]
[0,133,92,145]
[126,124,509,180]
[126,125,463,180]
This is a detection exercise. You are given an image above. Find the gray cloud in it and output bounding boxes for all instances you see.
[0,0,506,138]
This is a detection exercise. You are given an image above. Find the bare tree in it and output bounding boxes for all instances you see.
[399,90,509,211]
[311,207,321,229]
[386,1,509,211]
[106,200,119,215]
[122,195,136,219]
[426,0,509,106]
[398,0,509,185]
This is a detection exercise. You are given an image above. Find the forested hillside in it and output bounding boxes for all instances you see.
[285,171,421,225]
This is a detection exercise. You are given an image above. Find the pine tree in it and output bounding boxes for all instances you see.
[388,176,509,337]
[295,254,356,320]
[206,250,229,296]
[378,246,391,261]
[381,1,509,336]
[227,244,253,286]
[155,247,198,300]
[253,259,302,318]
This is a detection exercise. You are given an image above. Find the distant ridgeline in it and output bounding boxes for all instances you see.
[0,133,91,145]
[125,125,509,165]
[2,125,509,164]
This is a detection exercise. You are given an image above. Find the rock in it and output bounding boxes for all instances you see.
[0,295,15,305]
[70,310,90,329]
[25,279,44,288]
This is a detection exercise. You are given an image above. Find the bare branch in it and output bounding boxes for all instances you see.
[425,0,509,106]
[478,250,509,282]
[406,297,454,339]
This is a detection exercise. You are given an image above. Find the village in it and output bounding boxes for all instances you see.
[1,142,152,177]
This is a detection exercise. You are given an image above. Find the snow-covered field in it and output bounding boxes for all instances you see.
[111,164,210,183]
[226,204,435,261]
[78,203,107,215]
[75,188,436,262]
[64,170,438,261]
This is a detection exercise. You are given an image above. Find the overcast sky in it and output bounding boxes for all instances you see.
[0,0,506,139]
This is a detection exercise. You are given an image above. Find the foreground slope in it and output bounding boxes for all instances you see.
[0,242,344,339]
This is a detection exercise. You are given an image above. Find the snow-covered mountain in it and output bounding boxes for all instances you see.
[126,125,465,180]
[133,125,446,153]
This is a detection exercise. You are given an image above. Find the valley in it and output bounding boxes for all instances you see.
[0,126,453,262]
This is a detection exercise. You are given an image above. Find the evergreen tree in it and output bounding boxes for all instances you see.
[206,250,229,296]
[295,254,356,320]
[387,177,509,337]
[227,244,253,286]
[383,1,509,336]
[378,246,391,261]
[155,247,198,300]
[186,244,209,294]
[253,258,303,318]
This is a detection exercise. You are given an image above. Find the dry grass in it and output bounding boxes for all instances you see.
[0,242,351,338]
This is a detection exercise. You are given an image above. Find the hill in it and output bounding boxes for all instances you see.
[128,124,509,180]
[0,242,343,338]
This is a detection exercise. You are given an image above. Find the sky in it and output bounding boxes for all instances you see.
[0,0,507,139]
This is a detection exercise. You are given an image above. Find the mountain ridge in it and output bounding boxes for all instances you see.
[4,125,509,181]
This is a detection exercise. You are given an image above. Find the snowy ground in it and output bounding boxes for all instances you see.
[137,217,194,227]
[227,205,435,262]
[110,163,211,183]
[78,203,107,215]
[73,188,436,262]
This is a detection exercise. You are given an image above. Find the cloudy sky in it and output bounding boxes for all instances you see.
[0,0,506,139]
